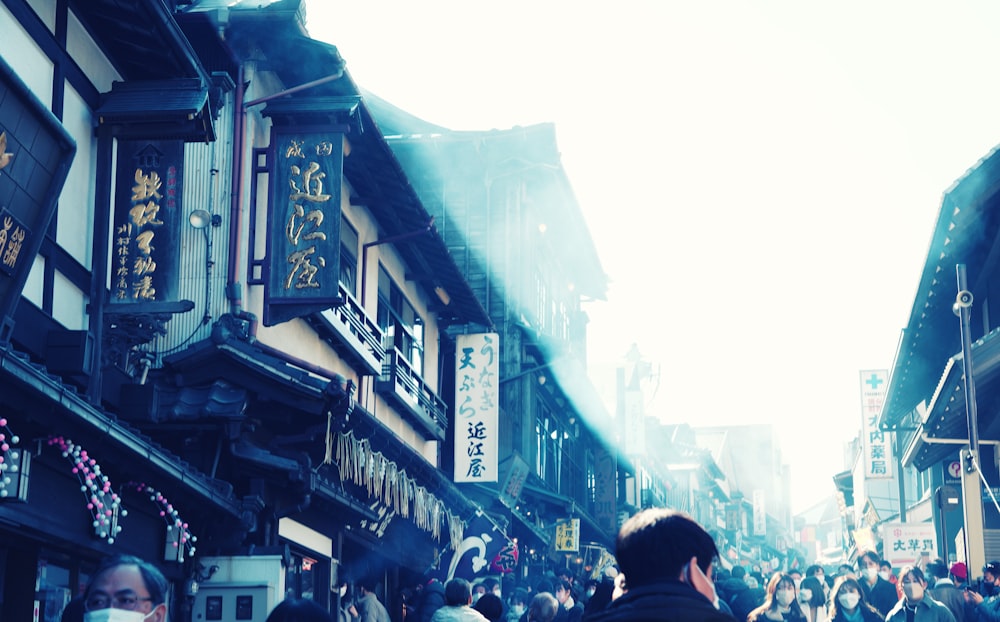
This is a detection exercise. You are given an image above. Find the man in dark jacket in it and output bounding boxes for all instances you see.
[417,576,447,622]
[586,508,734,622]
[857,550,900,617]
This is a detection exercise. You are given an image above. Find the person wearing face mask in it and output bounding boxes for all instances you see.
[963,563,1000,621]
[885,566,956,622]
[882,561,904,600]
[828,576,884,622]
[804,566,831,604]
[507,589,530,622]
[857,551,900,617]
[81,554,169,622]
[747,573,807,622]
[797,577,828,622]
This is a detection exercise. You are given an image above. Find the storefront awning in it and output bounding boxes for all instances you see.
[0,346,241,517]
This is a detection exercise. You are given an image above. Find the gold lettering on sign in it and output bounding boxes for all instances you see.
[282,139,333,290]
[114,166,166,300]
[0,216,26,270]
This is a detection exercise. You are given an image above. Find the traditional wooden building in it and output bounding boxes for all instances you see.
[365,100,623,577]
[0,1,503,620]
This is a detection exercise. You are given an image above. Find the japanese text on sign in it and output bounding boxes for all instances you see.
[454,333,499,483]
[859,370,892,479]
[883,522,937,569]
[555,519,580,553]
[0,210,29,278]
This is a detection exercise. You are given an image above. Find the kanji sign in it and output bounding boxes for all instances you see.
[454,333,499,483]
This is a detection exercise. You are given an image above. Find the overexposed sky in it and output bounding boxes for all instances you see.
[306,1,1000,513]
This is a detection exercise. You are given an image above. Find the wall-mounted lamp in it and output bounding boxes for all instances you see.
[189,209,221,229]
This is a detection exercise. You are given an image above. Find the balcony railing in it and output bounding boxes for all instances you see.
[375,348,448,441]
[317,285,384,376]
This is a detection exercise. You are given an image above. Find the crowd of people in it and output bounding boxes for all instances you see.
[62,511,1000,622]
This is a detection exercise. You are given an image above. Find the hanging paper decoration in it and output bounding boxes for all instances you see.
[125,482,197,560]
[335,430,465,551]
[47,436,124,543]
[0,417,22,498]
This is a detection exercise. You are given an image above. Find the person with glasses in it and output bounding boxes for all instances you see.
[82,554,168,622]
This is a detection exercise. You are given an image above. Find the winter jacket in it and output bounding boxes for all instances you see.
[885,595,957,622]
[418,581,448,622]
[585,580,735,622]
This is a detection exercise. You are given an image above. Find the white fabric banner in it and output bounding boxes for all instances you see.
[454,333,500,483]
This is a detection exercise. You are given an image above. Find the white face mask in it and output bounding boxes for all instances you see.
[339,585,348,598]
[838,593,860,610]
[878,571,890,581]
[775,589,795,607]
[793,578,802,589]
[798,588,812,602]
[861,567,878,581]
[84,609,154,622]
[586,589,595,598]
[511,605,525,617]
[903,583,924,602]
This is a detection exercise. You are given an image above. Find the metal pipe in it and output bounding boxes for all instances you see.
[359,219,435,307]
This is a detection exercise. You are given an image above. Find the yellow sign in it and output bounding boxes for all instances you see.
[555,519,580,552]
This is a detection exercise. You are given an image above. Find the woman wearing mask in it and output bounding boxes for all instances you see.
[747,573,807,622]
[828,577,884,622]
[884,566,956,622]
[797,577,828,622]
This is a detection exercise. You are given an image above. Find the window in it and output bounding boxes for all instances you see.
[377,266,424,376]
[535,404,562,485]
[339,217,358,297]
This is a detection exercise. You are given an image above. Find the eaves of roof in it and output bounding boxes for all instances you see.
[0,346,241,517]
[68,0,210,83]
[881,145,1000,430]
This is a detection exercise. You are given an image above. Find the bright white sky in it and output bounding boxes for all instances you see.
[305,1,1000,514]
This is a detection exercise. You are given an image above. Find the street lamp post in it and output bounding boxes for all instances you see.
[955,264,985,574]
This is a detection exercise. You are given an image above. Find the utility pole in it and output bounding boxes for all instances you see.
[955,264,985,573]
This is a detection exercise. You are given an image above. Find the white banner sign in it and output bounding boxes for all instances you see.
[454,333,500,482]
[883,522,937,569]
[859,369,892,479]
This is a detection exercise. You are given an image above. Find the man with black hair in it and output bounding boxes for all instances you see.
[357,578,391,622]
[857,550,898,617]
[586,508,734,622]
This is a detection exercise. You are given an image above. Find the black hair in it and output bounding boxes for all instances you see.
[444,578,472,606]
[804,565,823,577]
[799,576,826,609]
[898,565,926,585]
[614,508,718,588]
[857,550,881,568]
[85,554,169,608]
[473,593,504,622]
[266,598,335,622]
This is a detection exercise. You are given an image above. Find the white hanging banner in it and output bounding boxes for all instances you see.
[859,369,892,479]
[454,333,500,483]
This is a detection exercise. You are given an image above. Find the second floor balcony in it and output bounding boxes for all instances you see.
[375,348,447,441]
